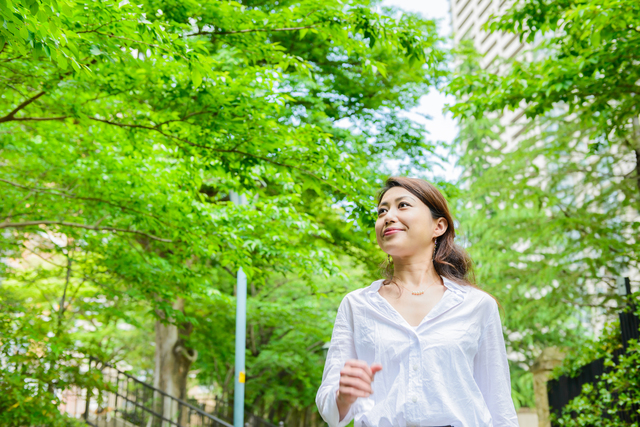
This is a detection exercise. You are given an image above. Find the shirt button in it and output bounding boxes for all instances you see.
[412,364,419,371]
[412,396,417,403]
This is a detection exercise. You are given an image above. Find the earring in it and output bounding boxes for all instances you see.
[433,238,438,260]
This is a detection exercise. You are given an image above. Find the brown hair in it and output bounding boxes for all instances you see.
[377,176,479,290]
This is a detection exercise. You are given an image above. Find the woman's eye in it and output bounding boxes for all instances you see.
[377,208,387,216]
[399,202,410,208]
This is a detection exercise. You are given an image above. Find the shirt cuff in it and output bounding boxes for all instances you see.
[321,387,359,427]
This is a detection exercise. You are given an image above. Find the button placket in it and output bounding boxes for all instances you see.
[407,333,421,423]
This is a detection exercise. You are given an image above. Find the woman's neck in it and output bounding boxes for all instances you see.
[392,255,441,289]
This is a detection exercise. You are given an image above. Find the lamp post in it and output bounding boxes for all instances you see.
[230,191,247,427]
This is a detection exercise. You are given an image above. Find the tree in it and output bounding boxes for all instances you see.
[452,0,640,165]
[446,0,640,366]
[189,261,374,425]
[0,0,445,422]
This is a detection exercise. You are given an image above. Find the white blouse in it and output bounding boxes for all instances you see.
[316,276,519,427]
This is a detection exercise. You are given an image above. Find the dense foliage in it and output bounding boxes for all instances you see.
[454,0,640,145]
[445,0,640,413]
[0,0,445,423]
[447,0,640,367]
[555,340,640,426]
[549,305,640,426]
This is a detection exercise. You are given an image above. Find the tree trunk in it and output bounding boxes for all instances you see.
[531,347,564,427]
[154,297,198,426]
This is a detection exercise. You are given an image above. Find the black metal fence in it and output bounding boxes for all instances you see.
[547,278,639,424]
[69,357,234,427]
[60,357,281,427]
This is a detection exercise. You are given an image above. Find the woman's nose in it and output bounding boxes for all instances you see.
[385,211,397,224]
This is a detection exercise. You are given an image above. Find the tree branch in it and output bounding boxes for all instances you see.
[32,281,58,314]
[0,220,173,242]
[2,106,338,192]
[0,91,47,123]
[174,345,198,363]
[1,55,24,63]
[0,178,170,224]
[76,20,119,34]
[305,340,325,352]
[91,117,331,184]
[21,243,67,269]
[58,254,72,330]
[188,24,320,37]
[9,116,67,122]
[65,278,87,314]
[93,32,160,48]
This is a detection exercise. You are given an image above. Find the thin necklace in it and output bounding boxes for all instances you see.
[399,276,440,296]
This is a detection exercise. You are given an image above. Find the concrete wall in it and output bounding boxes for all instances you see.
[517,407,539,427]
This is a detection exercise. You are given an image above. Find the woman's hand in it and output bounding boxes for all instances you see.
[336,360,383,420]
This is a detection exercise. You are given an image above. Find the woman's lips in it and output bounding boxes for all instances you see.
[384,229,403,236]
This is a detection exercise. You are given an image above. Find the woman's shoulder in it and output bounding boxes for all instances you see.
[462,284,499,312]
[339,279,384,306]
[444,276,491,301]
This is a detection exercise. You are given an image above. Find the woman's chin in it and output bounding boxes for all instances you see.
[383,247,408,258]
[384,247,430,260]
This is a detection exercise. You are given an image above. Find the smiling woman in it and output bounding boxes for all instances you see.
[375,177,476,291]
[316,177,518,427]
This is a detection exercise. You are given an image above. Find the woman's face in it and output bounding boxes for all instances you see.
[375,186,447,258]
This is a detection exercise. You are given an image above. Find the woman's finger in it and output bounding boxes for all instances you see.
[339,375,373,394]
[370,363,383,381]
[345,359,373,379]
[339,385,371,399]
[340,366,373,385]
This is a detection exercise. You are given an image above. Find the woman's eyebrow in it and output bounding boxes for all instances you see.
[379,195,416,207]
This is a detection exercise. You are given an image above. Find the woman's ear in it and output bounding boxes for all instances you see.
[435,217,448,238]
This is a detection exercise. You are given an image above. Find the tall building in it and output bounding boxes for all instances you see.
[449,0,529,147]
[450,0,524,64]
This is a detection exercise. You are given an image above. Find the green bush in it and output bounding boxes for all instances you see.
[554,338,640,426]
[551,305,640,426]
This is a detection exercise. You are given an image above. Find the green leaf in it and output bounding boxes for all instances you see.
[29,0,38,15]
[89,45,103,56]
[191,68,202,87]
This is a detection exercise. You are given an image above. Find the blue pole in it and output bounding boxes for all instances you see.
[234,267,247,427]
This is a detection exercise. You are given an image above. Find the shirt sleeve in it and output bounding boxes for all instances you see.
[315,295,364,427]
[473,299,519,427]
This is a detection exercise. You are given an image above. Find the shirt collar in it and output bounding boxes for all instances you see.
[442,275,468,294]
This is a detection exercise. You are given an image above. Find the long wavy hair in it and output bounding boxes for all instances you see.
[378,176,479,290]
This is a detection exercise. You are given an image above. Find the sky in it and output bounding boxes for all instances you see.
[379,0,461,182]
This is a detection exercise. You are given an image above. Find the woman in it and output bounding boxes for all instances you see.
[316,177,519,427]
